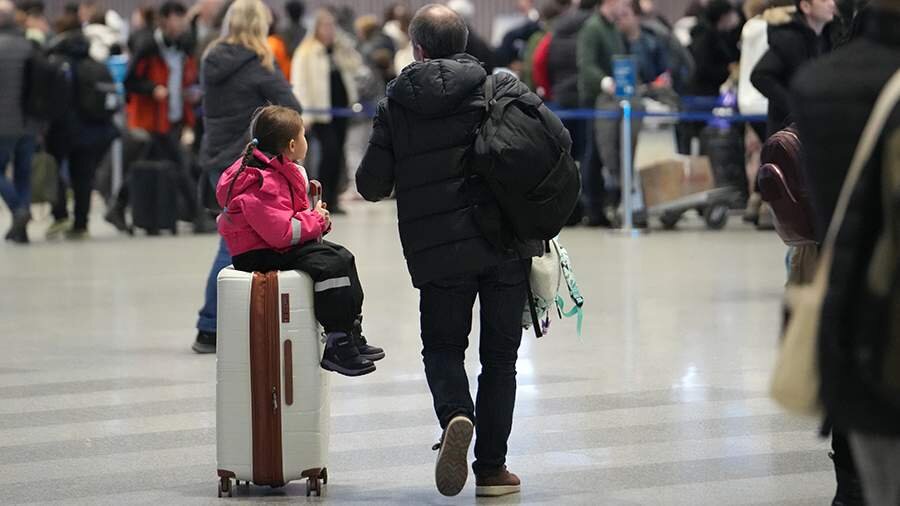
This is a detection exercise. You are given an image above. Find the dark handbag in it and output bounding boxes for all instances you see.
[757,125,817,246]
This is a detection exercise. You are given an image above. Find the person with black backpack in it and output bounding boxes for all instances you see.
[357,4,578,498]
[43,12,118,240]
[0,0,38,244]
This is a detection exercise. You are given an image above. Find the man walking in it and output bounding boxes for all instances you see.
[0,0,37,243]
[356,3,542,498]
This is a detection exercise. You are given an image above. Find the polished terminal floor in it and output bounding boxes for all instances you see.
[0,200,835,505]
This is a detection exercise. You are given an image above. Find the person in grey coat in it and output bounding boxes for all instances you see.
[0,0,37,243]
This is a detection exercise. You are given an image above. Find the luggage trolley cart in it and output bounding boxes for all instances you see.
[639,156,741,230]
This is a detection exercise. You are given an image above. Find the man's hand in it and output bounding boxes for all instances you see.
[152,85,169,101]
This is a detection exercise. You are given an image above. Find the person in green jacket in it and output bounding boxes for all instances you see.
[576,0,629,227]
[577,0,627,106]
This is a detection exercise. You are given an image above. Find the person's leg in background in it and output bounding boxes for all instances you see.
[832,431,867,505]
[314,121,343,215]
[331,117,349,212]
[193,236,231,353]
[743,123,764,224]
[420,272,479,496]
[159,124,201,226]
[2,134,36,243]
[849,432,900,506]
[582,113,610,227]
[67,146,104,238]
[562,118,586,226]
[314,118,344,214]
[472,260,527,497]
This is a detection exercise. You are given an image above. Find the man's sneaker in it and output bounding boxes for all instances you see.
[475,466,521,497]
[65,228,89,240]
[192,331,217,354]
[320,332,376,377]
[351,318,385,361]
[104,206,131,233]
[46,219,72,239]
[432,415,474,496]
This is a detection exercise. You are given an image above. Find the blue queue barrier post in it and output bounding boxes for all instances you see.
[620,99,635,235]
[107,55,129,197]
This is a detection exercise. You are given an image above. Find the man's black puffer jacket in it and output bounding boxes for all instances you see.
[357,53,541,287]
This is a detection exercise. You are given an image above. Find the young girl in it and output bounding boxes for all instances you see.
[216,105,383,377]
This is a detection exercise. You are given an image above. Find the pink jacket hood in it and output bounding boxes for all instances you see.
[216,149,328,256]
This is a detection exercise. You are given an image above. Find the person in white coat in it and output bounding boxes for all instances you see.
[291,8,361,213]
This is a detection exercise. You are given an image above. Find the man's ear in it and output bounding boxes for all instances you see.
[413,43,428,62]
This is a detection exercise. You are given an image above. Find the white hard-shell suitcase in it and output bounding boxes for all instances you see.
[216,266,330,497]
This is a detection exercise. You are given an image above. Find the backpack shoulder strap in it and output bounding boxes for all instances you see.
[483,74,495,113]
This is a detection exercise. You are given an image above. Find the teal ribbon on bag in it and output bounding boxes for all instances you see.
[556,294,584,339]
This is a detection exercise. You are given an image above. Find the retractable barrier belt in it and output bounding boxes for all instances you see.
[302,106,767,124]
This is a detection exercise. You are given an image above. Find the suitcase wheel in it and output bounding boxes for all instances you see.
[705,204,729,230]
[218,476,233,498]
[306,477,323,497]
[660,212,681,230]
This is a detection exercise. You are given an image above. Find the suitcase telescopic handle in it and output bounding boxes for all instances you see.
[309,180,324,243]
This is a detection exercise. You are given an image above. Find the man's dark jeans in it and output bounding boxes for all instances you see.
[419,259,529,476]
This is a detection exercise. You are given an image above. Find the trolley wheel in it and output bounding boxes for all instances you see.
[219,477,232,498]
[321,467,328,485]
[659,212,681,230]
[705,204,729,230]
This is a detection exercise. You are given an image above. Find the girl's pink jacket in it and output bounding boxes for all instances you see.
[216,149,328,256]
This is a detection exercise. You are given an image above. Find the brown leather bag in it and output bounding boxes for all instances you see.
[757,125,817,245]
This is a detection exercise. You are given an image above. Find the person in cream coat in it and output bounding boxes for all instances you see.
[291,8,361,213]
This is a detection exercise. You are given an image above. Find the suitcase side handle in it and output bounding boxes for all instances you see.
[283,340,293,406]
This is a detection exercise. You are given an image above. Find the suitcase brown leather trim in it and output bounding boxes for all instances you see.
[284,340,293,406]
[249,272,285,487]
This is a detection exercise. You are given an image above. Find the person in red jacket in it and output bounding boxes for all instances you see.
[217,105,384,377]
[108,1,202,232]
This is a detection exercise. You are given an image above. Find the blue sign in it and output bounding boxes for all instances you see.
[613,55,637,98]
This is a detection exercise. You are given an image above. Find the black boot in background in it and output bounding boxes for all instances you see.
[5,209,30,244]
[831,432,866,506]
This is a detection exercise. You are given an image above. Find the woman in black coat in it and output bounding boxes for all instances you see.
[192,0,302,353]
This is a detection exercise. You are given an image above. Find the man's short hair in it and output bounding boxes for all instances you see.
[159,1,187,19]
[579,0,600,9]
[409,4,469,59]
[285,1,305,23]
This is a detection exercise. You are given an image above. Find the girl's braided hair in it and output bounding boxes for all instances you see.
[222,105,303,209]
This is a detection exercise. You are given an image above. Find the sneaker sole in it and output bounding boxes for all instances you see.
[360,351,385,361]
[320,359,376,377]
[475,484,521,497]
[435,417,473,497]
[192,343,216,354]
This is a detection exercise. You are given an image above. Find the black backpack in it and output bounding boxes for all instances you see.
[74,58,119,122]
[22,49,72,122]
[473,75,581,242]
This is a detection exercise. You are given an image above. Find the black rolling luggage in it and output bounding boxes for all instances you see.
[129,161,179,235]
[701,124,747,207]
